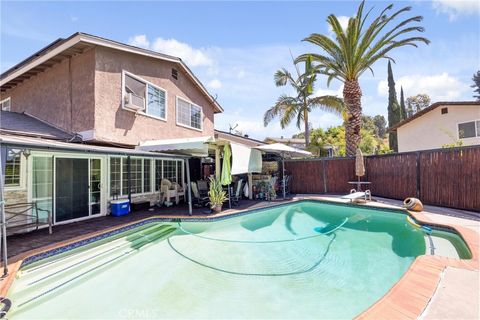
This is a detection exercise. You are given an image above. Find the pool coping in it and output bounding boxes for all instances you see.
[0,197,478,320]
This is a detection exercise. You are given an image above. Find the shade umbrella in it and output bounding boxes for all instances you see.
[220,144,232,208]
[255,143,312,199]
[355,148,365,190]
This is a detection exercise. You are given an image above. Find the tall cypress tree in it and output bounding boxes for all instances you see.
[387,61,402,152]
[400,86,407,120]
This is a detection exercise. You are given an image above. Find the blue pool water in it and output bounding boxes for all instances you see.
[8,200,428,319]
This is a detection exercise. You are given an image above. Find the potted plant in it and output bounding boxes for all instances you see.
[208,177,228,213]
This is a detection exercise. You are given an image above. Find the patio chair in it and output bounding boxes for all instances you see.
[231,179,244,206]
[190,182,209,208]
[196,180,209,197]
[341,189,372,202]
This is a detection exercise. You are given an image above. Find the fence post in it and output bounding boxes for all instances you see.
[416,152,421,199]
[322,159,327,194]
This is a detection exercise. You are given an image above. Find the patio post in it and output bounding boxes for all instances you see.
[0,145,9,276]
[185,158,192,215]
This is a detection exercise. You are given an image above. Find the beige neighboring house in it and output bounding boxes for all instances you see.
[265,137,306,149]
[390,101,480,152]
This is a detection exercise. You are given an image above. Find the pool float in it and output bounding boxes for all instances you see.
[406,216,432,234]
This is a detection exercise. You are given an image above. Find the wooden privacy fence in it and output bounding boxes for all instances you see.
[285,146,480,212]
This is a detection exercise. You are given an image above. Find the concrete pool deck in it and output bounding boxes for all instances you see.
[1,195,478,319]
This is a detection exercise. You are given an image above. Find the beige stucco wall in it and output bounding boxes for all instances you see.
[397,104,480,152]
[3,48,96,133]
[93,47,215,145]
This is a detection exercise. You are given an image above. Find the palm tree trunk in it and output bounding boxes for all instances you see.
[343,79,362,157]
[304,108,310,147]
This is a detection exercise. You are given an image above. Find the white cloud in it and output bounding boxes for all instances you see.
[127,35,213,67]
[151,38,213,67]
[128,35,150,49]
[432,0,480,20]
[327,15,350,34]
[207,79,222,89]
[377,73,469,101]
[314,85,343,97]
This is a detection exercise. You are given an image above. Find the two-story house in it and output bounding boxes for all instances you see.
[0,32,225,225]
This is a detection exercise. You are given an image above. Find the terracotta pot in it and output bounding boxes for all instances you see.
[403,197,424,212]
[211,204,222,213]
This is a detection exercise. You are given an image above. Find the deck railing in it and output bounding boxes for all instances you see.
[285,145,480,212]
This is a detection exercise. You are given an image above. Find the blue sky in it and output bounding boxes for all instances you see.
[1,0,479,139]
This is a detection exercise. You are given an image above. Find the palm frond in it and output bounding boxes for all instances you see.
[308,95,345,117]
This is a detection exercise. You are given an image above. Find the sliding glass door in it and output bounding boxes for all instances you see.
[55,158,90,222]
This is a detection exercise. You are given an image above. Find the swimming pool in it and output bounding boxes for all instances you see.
[6,200,470,319]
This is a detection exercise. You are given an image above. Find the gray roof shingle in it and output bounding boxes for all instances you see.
[0,111,73,140]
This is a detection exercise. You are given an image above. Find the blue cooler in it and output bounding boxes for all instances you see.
[111,199,130,216]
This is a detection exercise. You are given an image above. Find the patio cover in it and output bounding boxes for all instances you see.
[137,136,214,157]
[254,143,312,158]
[254,143,311,198]
[230,143,262,175]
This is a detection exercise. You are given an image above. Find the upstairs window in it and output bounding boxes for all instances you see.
[458,120,480,139]
[0,97,11,111]
[122,71,166,120]
[176,97,202,130]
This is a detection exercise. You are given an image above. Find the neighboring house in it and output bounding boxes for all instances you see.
[389,101,480,153]
[264,137,306,149]
[0,32,224,226]
[214,130,265,148]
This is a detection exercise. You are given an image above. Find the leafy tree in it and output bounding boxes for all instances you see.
[400,86,407,119]
[298,1,429,156]
[406,94,431,116]
[387,61,402,152]
[472,71,480,100]
[263,55,344,147]
[361,115,376,133]
[373,115,387,138]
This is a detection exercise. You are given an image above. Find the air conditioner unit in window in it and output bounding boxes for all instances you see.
[124,93,145,112]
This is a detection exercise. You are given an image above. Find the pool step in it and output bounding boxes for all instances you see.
[19,223,168,277]
[13,226,177,308]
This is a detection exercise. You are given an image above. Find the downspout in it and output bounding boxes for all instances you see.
[127,156,131,210]
[68,57,73,133]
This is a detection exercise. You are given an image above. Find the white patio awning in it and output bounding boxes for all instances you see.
[255,143,311,158]
[230,142,262,175]
[137,136,215,156]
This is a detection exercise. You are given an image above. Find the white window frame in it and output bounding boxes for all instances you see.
[175,96,203,132]
[0,97,11,111]
[108,157,184,198]
[457,119,480,139]
[4,150,26,190]
[121,70,168,122]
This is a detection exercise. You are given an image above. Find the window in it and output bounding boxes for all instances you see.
[110,157,122,197]
[172,68,178,80]
[441,107,448,114]
[123,158,142,195]
[154,159,184,191]
[143,159,151,193]
[176,97,202,130]
[122,71,166,120]
[0,97,11,111]
[4,150,21,187]
[31,157,52,218]
[458,121,480,139]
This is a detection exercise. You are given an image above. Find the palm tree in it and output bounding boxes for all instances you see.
[297,1,429,156]
[263,55,344,147]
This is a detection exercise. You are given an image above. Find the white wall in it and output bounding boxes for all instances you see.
[397,104,480,152]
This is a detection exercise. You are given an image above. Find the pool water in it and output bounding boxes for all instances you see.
[9,201,429,319]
